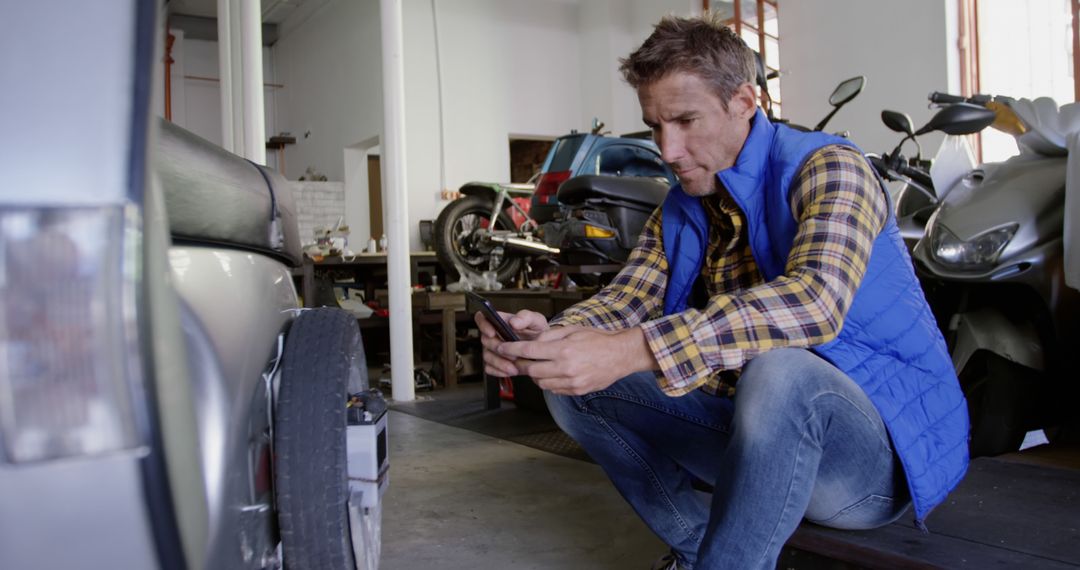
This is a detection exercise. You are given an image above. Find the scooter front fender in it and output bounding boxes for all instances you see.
[951,307,1044,373]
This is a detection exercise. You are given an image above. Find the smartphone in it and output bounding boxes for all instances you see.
[465,291,520,341]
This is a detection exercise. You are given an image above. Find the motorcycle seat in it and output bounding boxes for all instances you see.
[558,174,669,208]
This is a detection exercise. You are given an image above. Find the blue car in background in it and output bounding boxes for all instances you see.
[529,127,676,224]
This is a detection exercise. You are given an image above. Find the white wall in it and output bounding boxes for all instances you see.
[272,0,384,183]
[424,0,584,192]
[154,34,277,154]
[778,0,960,161]
[577,0,700,137]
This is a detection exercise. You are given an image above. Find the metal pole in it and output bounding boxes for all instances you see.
[216,0,235,153]
[380,0,416,402]
[240,0,266,164]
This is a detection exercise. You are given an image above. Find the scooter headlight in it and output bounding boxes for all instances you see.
[929,221,1017,270]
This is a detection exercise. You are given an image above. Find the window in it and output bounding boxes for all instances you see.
[708,0,781,117]
[964,0,1076,161]
[591,145,671,181]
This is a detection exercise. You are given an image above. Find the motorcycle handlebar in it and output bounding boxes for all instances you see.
[928,91,993,105]
[868,153,933,188]
[896,161,933,188]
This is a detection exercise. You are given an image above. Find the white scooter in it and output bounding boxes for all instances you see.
[910,92,1080,457]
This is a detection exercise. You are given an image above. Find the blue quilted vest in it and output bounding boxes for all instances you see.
[662,109,969,525]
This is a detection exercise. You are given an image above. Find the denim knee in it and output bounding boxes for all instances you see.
[543,389,586,438]
[737,349,820,407]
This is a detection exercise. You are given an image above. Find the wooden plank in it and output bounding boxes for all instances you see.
[787,458,1080,568]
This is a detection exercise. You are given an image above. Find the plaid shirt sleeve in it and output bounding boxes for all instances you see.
[549,207,669,330]
[640,146,888,396]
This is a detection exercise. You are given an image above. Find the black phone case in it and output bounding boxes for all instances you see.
[466,292,519,341]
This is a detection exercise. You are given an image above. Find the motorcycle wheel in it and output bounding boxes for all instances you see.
[961,351,1042,458]
[275,308,366,570]
[434,195,523,284]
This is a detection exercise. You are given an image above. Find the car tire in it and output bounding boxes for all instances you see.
[275,308,363,570]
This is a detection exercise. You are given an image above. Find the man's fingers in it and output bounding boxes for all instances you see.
[483,348,519,377]
[534,376,589,396]
[516,357,566,380]
[485,362,519,378]
[474,311,496,337]
[533,325,580,342]
[509,310,549,335]
[499,338,564,361]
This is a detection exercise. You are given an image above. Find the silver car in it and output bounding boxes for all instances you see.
[0,2,383,569]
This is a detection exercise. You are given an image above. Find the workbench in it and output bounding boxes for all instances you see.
[296,251,442,308]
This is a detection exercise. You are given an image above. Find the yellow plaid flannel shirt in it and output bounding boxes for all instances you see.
[550,145,887,397]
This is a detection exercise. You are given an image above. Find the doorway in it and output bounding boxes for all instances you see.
[368,155,383,239]
[509,137,553,183]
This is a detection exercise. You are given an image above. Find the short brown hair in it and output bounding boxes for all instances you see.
[619,12,757,109]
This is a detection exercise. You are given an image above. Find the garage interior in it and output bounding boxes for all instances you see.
[4,0,1079,569]
[162,0,1079,567]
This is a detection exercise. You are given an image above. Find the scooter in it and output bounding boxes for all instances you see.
[909,92,1080,457]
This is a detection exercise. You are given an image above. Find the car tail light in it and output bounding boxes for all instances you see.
[584,225,616,238]
[533,171,571,205]
[0,206,143,463]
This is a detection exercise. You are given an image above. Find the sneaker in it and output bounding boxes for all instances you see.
[650,552,687,570]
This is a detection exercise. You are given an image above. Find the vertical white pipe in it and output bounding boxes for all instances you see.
[431,0,446,193]
[240,0,266,164]
[216,0,235,153]
[229,0,245,154]
[380,0,415,402]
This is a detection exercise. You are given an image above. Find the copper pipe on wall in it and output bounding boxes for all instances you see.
[165,29,175,121]
[957,0,982,163]
[1073,0,1079,101]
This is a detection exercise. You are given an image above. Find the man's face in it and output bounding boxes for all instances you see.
[638,71,756,197]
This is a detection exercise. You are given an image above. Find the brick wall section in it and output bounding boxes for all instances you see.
[291,181,346,245]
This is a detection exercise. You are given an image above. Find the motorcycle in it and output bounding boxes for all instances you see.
[433,178,552,285]
[433,118,671,287]
[907,92,1080,457]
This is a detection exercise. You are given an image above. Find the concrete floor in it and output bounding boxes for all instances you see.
[380,411,666,569]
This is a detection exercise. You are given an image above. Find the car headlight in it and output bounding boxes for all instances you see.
[0,206,143,463]
[929,221,1017,270]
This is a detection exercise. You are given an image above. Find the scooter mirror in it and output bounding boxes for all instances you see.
[814,76,867,131]
[829,76,866,106]
[882,110,915,136]
[915,103,997,136]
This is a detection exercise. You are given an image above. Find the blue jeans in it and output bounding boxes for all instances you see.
[544,348,910,570]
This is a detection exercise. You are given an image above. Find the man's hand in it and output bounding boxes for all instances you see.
[497,326,658,395]
[476,309,549,378]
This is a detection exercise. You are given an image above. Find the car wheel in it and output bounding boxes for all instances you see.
[275,308,364,570]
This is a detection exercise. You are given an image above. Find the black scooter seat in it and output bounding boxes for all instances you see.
[557,175,670,208]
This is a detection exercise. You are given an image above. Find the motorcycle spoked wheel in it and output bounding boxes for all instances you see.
[275,308,369,570]
[961,351,1044,458]
[434,195,523,284]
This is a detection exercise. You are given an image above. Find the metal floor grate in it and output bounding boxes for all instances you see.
[508,430,591,462]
